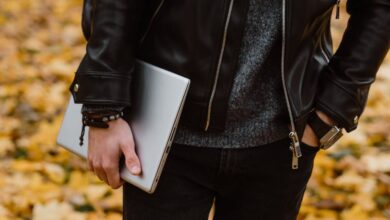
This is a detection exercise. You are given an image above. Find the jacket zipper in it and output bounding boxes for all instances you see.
[204,0,235,131]
[204,0,301,170]
[281,0,302,170]
[139,0,165,44]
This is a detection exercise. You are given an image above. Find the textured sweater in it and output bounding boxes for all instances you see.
[171,0,291,148]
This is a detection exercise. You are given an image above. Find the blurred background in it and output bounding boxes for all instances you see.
[0,0,389,219]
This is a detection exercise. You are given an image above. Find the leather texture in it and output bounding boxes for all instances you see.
[69,0,390,139]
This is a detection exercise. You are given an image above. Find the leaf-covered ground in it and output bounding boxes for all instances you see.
[0,1,389,219]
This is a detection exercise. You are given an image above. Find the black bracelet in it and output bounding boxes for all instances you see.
[78,111,124,146]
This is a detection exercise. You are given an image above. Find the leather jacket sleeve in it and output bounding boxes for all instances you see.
[68,0,143,108]
[315,0,390,132]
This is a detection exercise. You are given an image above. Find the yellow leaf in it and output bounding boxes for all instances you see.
[85,184,110,202]
[32,200,85,220]
[362,154,390,173]
[0,137,14,157]
[68,171,89,191]
[334,170,365,191]
[43,163,66,184]
[341,205,369,220]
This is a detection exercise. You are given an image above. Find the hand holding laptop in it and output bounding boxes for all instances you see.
[88,118,141,189]
[57,60,190,193]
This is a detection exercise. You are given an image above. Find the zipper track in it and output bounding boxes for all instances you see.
[281,0,296,133]
[204,0,235,131]
[139,0,165,44]
[281,0,302,169]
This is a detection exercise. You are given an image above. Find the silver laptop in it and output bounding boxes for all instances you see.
[56,59,190,194]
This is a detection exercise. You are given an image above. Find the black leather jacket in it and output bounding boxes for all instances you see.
[69,0,390,145]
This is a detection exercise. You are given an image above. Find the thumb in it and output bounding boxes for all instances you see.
[121,143,142,175]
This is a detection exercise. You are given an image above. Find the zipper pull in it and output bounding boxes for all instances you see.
[289,131,302,158]
[289,143,299,169]
[291,151,299,169]
[289,131,302,169]
[335,0,340,19]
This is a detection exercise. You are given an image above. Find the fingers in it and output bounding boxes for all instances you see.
[89,158,109,184]
[86,119,137,189]
[89,158,123,189]
[104,159,122,189]
[120,143,142,175]
[88,156,94,172]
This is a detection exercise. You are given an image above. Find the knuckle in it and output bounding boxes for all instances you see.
[125,157,136,165]
[121,141,134,150]
[129,151,138,159]
[102,161,115,171]
[88,162,94,171]
[94,161,103,170]
[128,149,139,159]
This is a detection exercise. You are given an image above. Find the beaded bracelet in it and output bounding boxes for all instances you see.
[78,111,124,146]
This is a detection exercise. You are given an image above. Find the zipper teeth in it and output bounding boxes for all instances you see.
[319,34,331,63]
[139,0,165,44]
[204,0,235,131]
[281,0,296,133]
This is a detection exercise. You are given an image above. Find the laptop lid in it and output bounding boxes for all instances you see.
[56,59,190,193]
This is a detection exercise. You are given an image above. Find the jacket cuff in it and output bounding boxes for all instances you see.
[314,68,362,132]
[81,103,126,118]
[82,104,126,114]
[69,71,133,106]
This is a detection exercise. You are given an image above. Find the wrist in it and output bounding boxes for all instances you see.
[83,111,124,127]
[78,106,125,146]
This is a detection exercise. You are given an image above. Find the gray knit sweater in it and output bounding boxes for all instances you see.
[172,0,290,148]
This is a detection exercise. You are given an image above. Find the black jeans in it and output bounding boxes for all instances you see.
[123,136,319,220]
